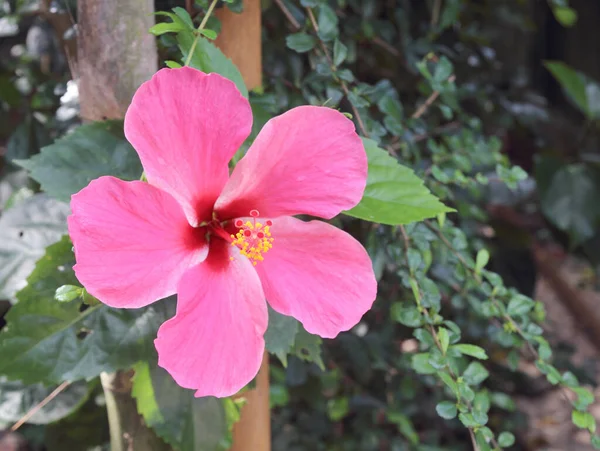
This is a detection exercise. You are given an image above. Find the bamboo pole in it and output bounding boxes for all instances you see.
[216,2,270,450]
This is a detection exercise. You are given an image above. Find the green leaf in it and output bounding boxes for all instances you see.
[166,60,183,68]
[475,249,490,273]
[16,121,143,202]
[293,326,324,369]
[344,139,453,224]
[0,377,90,427]
[411,353,436,375]
[572,411,596,432]
[438,371,458,396]
[172,6,194,29]
[438,327,450,354]
[200,28,218,40]
[0,237,174,384]
[497,431,515,447]
[435,401,457,419]
[433,56,453,83]
[552,6,577,27]
[573,387,595,410]
[54,285,83,302]
[451,344,488,360]
[391,303,422,327]
[264,307,299,366]
[327,397,349,421]
[286,32,317,53]
[132,361,229,451]
[506,295,535,316]
[541,164,600,246]
[543,61,600,118]
[150,22,185,36]
[386,411,419,445]
[0,194,69,300]
[317,5,339,41]
[177,32,248,98]
[333,39,348,66]
[462,362,489,386]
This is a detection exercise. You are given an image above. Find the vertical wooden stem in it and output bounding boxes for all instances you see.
[216,1,270,450]
[78,2,167,450]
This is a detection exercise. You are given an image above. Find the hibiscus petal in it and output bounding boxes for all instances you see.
[215,106,367,220]
[68,176,208,308]
[155,240,267,398]
[254,216,377,338]
[125,67,252,225]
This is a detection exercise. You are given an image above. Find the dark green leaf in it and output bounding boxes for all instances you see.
[435,401,457,419]
[16,121,143,202]
[0,237,174,384]
[541,164,600,246]
[344,139,453,224]
[0,194,69,300]
[506,294,535,316]
[543,61,600,118]
[333,39,348,66]
[411,353,436,375]
[497,431,515,447]
[132,361,228,451]
[285,32,317,53]
[264,307,299,366]
[391,303,422,327]
[451,344,488,360]
[293,326,324,369]
[317,5,339,41]
[462,362,489,385]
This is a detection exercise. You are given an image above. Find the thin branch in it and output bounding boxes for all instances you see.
[468,428,480,451]
[412,75,455,119]
[306,8,369,137]
[372,36,401,57]
[431,0,443,27]
[274,0,301,30]
[184,0,219,67]
[10,381,71,431]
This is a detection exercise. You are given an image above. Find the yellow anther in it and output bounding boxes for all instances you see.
[230,218,274,265]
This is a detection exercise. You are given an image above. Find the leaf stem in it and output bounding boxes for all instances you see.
[184,0,220,67]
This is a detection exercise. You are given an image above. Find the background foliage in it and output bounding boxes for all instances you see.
[1,0,600,450]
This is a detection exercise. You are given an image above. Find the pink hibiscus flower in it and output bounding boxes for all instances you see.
[68,67,377,397]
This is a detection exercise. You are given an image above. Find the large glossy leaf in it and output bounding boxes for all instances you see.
[177,31,248,98]
[0,194,69,300]
[264,307,299,366]
[344,139,453,225]
[15,120,143,202]
[132,361,229,451]
[541,164,600,246]
[544,61,600,119]
[0,236,175,384]
[0,377,90,427]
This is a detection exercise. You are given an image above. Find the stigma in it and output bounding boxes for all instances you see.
[230,211,274,265]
